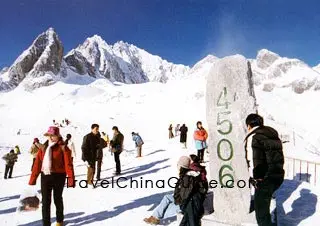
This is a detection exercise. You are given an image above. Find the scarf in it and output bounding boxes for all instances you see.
[41,141,56,175]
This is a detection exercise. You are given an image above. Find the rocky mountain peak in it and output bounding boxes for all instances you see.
[256,49,280,69]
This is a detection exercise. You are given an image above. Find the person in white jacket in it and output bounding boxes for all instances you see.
[65,134,76,162]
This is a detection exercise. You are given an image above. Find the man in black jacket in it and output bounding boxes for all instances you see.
[110,126,124,175]
[81,124,100,185]
[244,114,284,226]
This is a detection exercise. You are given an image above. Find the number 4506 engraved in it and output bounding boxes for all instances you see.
[217,87,232,135]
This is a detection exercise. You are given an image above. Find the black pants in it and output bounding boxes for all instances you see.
[180,193,204,226]
[197,149,205,162]
[254,180,281,226]
[4,165,13,178]
[41,173,66,226]
[114,152,121,173]
[96,159,102,180]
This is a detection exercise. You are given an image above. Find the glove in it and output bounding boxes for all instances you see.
[67,177,75,188]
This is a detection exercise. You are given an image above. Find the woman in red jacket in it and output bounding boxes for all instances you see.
[29,126,75,226]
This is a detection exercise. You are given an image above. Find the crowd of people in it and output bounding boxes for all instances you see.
[1,113,284,226]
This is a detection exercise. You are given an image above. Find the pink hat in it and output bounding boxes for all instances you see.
[44,126,61,137]
[33,138,39,143]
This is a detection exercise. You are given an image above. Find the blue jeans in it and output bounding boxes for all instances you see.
[152,194,180,219]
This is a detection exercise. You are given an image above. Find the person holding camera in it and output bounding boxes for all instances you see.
[81,124,100,185]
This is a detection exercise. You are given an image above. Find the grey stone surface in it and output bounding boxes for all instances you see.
[206,55,258,225]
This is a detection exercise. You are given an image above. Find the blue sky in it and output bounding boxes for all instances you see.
[1,0,320,69]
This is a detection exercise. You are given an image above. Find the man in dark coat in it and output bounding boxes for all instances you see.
[110,126,124,175]
[179,124,188,149]
[2,150,18,179]
[81,124,100,185]
[244,114,284,226]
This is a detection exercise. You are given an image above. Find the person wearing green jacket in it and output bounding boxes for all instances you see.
[2,150,18,179]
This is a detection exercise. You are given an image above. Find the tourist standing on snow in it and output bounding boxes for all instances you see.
[193,121,208,163]
[175,124,180,136]
[168,124,174,139]
[2,149,18,179]
[81,124,100,185]
[29,126,75,226]
[244,113,284,226]
[132,132,144,157]
[30,138,43,171]
[174,156,207,226]
[179,124,188,149]
[65,134,76,162]
[96,132,108,180]
[110,126,124,175]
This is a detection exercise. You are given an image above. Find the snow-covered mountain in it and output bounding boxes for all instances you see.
[65,35,189,83]
[1,27,320,94]
[313,64,320,73]
[0,28,66,91]
[250,49,320,94]
[0,28,191,92]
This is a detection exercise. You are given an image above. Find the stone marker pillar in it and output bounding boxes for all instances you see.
[206,55,258,225]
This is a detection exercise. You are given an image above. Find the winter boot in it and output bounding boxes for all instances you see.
[143,216,160,225]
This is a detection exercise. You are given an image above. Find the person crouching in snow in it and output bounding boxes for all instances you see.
[29,126,75,226]
[2,149,18,179]
[174,156,206,226]
[132,132,144,157]
[30,138,43,171]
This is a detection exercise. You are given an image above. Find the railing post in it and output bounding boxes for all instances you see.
[315,164,317,186]
[307,162,309,182]
[299,160,302,181]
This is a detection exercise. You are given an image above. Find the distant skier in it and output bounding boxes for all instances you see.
[65,134,76,162]
[193,121,208,163]
[244,113,284,226]
[179,124,188,149]
[2,149,18,179]
[81,124,100,185]
[17,129,21,135]
[110,126,124,175]
[29,126,75,226]
[168,124,174,139]
[132,132,144,157]
[96,132,108,180]
[29,138,43,171]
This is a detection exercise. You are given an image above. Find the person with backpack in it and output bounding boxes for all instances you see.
[193,121,208,163]
[81,124,100,185]
[110,126,124,175]
[65,134,76,162]
[174,155,207,226]
[244,114,284,226]
[179,124,188,149]
[29,126,75,226]
[132,132,144,157]
[2,149,18,179]
[30,138,43,171]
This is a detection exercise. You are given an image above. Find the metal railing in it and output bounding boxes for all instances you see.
[284,156,320,186]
